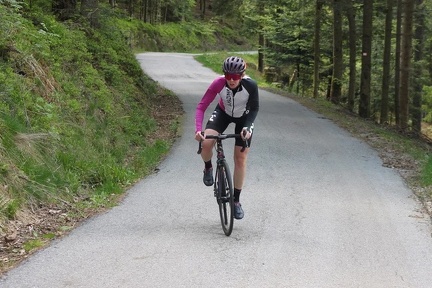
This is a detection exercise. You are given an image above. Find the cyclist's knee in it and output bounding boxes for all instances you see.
[234,153,247,167]
[202,139,214,150]
[234,146,249,157]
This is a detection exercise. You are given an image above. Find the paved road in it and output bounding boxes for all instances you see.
[1,52,432,287]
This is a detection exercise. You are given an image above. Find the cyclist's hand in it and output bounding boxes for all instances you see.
[195,131,205,141]
[241,127,251,140]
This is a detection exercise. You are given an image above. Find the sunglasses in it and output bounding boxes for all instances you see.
[224,73,242,81]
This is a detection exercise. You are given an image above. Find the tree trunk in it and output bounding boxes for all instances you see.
[330,0,343,104]
[143,0,148,22]
[200,0,206,19]
[258,0,265,73]
[399,0,415,131]
[346,0,356,112]
[258,34,264,73]
[412,0,425,135]
[81,0,99,27]
[313,0,324,99]
[163,5,167,23]
[52,0,77,20]
[394,0,402,125]
[359,0,373,118]
[380,0,394,124]
[128,0,134,18]
[152,0,160,24]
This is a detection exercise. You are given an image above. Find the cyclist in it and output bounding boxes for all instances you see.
[194,56,259,220]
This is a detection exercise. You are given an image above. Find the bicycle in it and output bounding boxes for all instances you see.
[197,133,248,236]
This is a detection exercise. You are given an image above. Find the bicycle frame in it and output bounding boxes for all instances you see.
[215,139,225,162]
[213,139,228,199]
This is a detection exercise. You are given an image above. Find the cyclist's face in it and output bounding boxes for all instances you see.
[224,73,242,89]
[226,78,241,89]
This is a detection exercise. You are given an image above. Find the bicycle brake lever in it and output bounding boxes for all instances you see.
[240,128,249,152]
[197,132,204,154]
[240,139,249,152]
[197,141,202,154]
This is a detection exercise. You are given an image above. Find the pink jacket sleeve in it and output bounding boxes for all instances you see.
[195,77,226,133]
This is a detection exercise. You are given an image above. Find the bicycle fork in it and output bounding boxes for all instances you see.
[213,142,225,200]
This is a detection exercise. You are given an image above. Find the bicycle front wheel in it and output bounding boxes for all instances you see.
[216,160,234,236]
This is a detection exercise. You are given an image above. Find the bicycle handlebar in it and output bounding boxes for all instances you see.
[197,133,249,154]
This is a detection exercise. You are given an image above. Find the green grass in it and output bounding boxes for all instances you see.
[0,5,180,224]
[194,52,268,87]
[23,239,44,253]
[422,157,432,186]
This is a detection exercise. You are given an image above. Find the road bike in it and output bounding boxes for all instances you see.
[198,133,248,236]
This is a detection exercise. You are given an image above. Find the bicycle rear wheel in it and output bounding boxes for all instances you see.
[216,160,234,236]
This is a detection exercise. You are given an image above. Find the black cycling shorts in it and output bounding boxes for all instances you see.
[205,105,253,147]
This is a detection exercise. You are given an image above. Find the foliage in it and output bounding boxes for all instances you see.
[422,86,432,123]
[1,0,432,271]
[114,0,196,23]
[239,0,432,134]
[0,3,169,224]
[115,17,252,52]
[242,0,331,95]
[422,156,432,186]
[194,52,266,87]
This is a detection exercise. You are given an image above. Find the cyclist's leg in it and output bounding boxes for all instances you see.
[233,145,248,219]
[233,142,250,220]
[201,105,230,160]
[200,106,230,186]
[233,120,253,190]
[233,145,249,190]
[200,128,217,162]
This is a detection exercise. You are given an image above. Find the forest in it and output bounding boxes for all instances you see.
[90,0,432,137]
[6,0,432,135]
[1,0,432,272]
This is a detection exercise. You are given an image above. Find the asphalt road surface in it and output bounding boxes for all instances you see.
[1,52,432,288]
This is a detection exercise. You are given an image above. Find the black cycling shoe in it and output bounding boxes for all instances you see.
[234,202,244,220]
[203,167,213,186]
